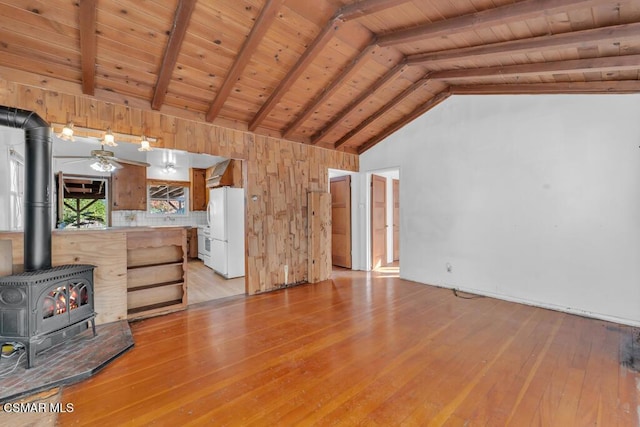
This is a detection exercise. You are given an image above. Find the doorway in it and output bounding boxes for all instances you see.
[330,175,352,268]
[371,174,387,270]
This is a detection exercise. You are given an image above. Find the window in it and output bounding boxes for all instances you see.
[9,148,24,230]
[148,183,188,215]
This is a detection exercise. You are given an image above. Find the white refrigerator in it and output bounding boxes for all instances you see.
[206,187,245,278]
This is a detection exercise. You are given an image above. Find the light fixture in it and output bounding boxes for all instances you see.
[102,128,117,147]
[57,122,74,141]
[51,123,159,149]
[138,135,152,152]
[161,163,177,174]
[90,158,117,173]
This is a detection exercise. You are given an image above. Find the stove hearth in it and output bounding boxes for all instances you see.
[0,264,96,368]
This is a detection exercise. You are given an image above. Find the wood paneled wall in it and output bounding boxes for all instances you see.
[0,79,358,293]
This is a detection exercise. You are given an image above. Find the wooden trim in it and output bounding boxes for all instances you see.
[357,89,451,154]
[377,0,611,47]
[147,179,190,187]
[450,81,640,95]
[431,54,640,81]
[248,16,342,131]
[206,0,286,122]
[407,23,640,67]
[151,0,197,110]
[338,0,411,21]
[311,61,407,145]
[283,44,377,139]
[334,76,430,149]
[78,0,97,96]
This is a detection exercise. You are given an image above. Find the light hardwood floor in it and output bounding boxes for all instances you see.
[187,259,245,304]
[58,268,639,425]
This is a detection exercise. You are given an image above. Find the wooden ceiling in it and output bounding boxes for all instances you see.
[0,0,639,154]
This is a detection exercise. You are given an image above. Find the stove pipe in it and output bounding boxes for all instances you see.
[0,106,52,271]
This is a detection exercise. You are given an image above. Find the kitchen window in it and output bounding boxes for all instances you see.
[148,181,189,215]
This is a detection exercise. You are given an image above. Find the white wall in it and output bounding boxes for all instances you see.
[360,94,640,326]
[0,127,24,230]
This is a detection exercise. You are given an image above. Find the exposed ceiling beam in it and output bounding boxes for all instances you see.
[377,0,615,47]
[248,16,341,131]
[338,0,411,21]
[151,0,197,111]
[79,0,97,96]
[206,0,286,122]
[450,81,640,94]
[249,0,409,132]
[283,44,377,139]
[334,75,430,149]
[311,61,408,144]
[407,22,640,67]
[431,54,640,80]
[356,89,451,154]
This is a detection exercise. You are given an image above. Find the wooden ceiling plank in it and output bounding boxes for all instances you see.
[377,0,614,47]
[431,54,640,80]
[311,61,407,144]
[205,0,286,122]
[79,0,97,96]
[338,0,413,21]
[283,44,377,138]
[151,0,197,111]
[356,89,452,154]
[334,76,430,149]
[407,22,640,67]
[450,81,640,94]
[248,16,341,131]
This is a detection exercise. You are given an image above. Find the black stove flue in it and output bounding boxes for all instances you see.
[0,106,96,368]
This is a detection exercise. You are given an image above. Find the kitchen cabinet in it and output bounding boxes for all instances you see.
[206,159,243,188]
[189,168,207,211]
[187,227,198,259]
[112,163,147,211]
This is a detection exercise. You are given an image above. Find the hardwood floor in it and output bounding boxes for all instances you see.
[58,269,639,426]
[187,259,245,304]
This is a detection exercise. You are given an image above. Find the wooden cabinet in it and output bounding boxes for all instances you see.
[112,164,147,211]
[206,159,243,188]
[186,227,198,259]
[189,168,207,211]
[126,228,187,320]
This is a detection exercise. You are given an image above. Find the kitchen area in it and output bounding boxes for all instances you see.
[0,125,246,324]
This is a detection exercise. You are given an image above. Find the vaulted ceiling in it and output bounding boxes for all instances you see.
[0,0,639,154]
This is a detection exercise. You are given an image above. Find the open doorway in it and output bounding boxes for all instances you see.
[368,169,400,273]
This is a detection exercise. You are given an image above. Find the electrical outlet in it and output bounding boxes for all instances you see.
[284,264,289,284]
[446,263,452,273]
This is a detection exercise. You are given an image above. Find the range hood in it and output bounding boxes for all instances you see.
[206,159,230,188]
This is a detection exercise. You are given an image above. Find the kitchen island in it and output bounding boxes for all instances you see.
[0,226,190,324]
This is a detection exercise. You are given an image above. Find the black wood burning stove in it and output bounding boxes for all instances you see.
[0,107,97,368]
[0,265,96,368]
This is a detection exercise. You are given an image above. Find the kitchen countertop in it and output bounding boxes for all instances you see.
[52,225,195,233]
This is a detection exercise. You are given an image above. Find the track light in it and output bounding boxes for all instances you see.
[102,128,117,147]
[138,135,153,152]
[57,122,74,141]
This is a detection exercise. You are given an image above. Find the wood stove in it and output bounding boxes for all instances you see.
[0,265,96,368]
[0,106,97,368]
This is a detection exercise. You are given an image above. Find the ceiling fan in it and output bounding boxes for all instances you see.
[54,144,151,173]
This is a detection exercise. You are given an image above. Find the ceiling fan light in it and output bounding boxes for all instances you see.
[162,163,177,174]
[90,159,116,173]
[58,122,75,141]
[138,136,152,152]
[103,128,117,147]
